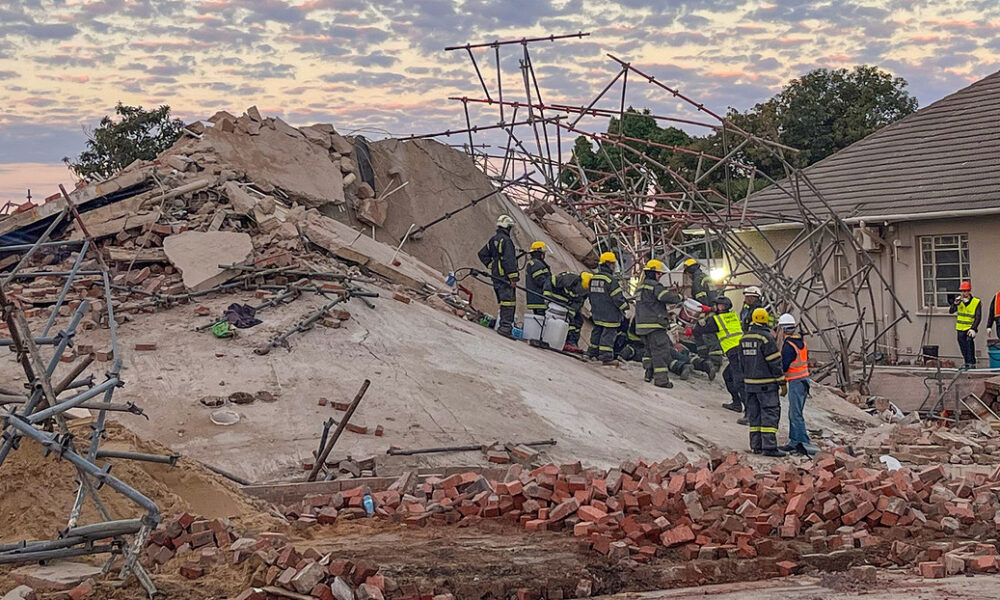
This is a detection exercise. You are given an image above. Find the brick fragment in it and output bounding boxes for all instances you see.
[919,561,945,579]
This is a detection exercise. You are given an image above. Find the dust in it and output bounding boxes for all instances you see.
[0,419,276,543]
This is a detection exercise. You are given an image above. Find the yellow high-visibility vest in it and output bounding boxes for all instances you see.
[956,297,980,331]
[713,312,743,353]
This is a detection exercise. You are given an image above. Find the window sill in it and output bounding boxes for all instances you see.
[914,311,960,317]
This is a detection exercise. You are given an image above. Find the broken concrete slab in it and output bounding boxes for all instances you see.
[299,126,331,148]
[10,561,103,592]
[357,196,387,228]
[0,586,35,600]
[163,231,253,292]
[246,105,262,122]
[223,181,259,216]
[330,134,353,155]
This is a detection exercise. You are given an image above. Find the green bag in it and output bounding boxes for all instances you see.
[211,321,234,338]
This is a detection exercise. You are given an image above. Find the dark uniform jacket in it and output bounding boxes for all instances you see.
[477,228,519,283]
[740,324,785,392]
[690,268,716,305]
[544,272,586,313]
[635,278,683,335]
[525,256,551,310]
[589,264,628,327]
[740,300,762,330]
[693,310,742,355]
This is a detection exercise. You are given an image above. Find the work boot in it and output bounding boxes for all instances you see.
[761,448,787,458]
[749,448,762,455]
[737,417,749,426]
[778,444,796,452]
[721,403,742,413]
[563,343,581,353]
[601,359,620,367]
[654,380,674,389]
[680,364,694,380]
[644,371,652,383]
[706,362,717,381]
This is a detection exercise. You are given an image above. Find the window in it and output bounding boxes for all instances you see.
[919,234,970,308]
[834,247,852,283]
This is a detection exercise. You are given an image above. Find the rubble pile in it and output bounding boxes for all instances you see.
[275,452,1000,578]
[875,420,1000,466]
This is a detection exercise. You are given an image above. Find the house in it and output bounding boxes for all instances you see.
[731,69,1000,366]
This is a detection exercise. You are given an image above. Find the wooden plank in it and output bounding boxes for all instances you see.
[106,247,167,263]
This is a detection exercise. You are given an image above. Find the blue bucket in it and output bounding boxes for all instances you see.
[990,343,1000,369]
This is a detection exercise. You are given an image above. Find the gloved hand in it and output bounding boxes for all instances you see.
[684,327,693,337]
[968,330,976,339]
[510,280,517,288]
[779,382,788,397]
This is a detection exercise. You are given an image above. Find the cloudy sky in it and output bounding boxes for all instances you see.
[1,0,998,204]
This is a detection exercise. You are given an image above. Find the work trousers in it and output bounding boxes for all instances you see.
[787,378,811,447]
[669,347,692,376]
[957,330,977,366]
[722,347,745,409]
[567,310,583,346]
[588,324,619,361]
[681,341,714,375]
[745,388,780,453]
[642,329,672,386]
[493,282,516,335]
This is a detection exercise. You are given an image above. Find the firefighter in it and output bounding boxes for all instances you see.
[635,260,683,388]
[544,271,589,352]
[614,318,644,364]
[683,258,716,305]
[668,343,696,380]
[524,241,551,316]
[778,313,813,456]
[587,252,628,364]
[741,307,786,457]
[740,286,763,330]
[477,215,519,337]
[693,295,744,414]
[677,325,718,380]
[949,280,981,369]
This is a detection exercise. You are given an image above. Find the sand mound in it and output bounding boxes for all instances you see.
[0,420,271,543]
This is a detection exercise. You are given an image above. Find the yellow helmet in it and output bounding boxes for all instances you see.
[644,259,665,273]
[530,241,547,252]
[598,251,617,264]
[751,307,770,325]
[683,258,698,267]
[580,271,593,289]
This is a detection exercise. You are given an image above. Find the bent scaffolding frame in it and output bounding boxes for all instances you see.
[425,34,910,387]
[0,202,160,595]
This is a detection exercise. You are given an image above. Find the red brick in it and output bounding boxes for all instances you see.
[549,498,580,522]
[919,561,945,579]
[68,578,95,600]
[776,561,798,577]
[392,293,411,304]
[180,564,205,579]
[660,525,695,548]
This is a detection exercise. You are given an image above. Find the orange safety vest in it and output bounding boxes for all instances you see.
[785,339,810,381]
[995,291,1000,318]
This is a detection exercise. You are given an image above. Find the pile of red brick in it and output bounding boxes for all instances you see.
[280,451,1000,574]
[145,512,398,600]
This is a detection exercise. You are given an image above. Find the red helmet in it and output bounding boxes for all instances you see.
[959,281,972,291]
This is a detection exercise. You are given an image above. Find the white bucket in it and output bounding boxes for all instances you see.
[522,314,545,341]
[545,303,568,320]
[542,314,570,350]
[677,298,705,325]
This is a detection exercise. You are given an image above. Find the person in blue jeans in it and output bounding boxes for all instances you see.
[778,313,814,456]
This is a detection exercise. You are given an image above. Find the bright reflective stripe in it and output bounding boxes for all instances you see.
[610,287,622,295]
[527,303,546,309]
[759,427,778,433]
[956,297,980,331]
[496,239,505,276]
[499,301,516,306]
[714,312,743,353]
[765,352,781,361]
[654,367,669,373]
[635,323,663,329]
[749,427,761,432]
[531,268,549,277]
[745,377,779,384]
[593,320,620,327]
[598,346,613,351]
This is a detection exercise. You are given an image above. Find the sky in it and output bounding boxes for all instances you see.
[1,0,999,205]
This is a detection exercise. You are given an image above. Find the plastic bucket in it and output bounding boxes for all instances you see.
[989,343,1000,369]
[522,314,545,341]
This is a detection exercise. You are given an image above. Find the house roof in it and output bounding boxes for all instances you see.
[739,69,1000,223]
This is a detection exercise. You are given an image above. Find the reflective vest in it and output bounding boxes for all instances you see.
[995,292,1000,318]
[713,311,743,353]
[956,297,980,331]
[785,338,810,381]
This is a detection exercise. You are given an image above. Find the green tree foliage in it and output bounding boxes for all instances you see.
[65,103,184,181]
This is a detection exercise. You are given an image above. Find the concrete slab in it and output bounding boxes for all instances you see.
[163,230,253,292]
[1,586,36,600]
[10,561,102,591]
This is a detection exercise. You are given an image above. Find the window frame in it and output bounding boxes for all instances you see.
[917,233,970,309]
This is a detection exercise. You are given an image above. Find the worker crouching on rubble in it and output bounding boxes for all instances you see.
[741,308,787,457]
[587,252,628,365]
[635,260,683,389]
[477,215,519,338]
[544,271,589,353]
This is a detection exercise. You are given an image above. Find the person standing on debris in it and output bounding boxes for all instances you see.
[544,271,589,352]
[524,241,551,316]
[778,313,812,456]
[635,260,684,388]
[477,215,519,338]
[741,308,786,457]
[693,296,744,415]
[587,252,628,364]
[740,286,763,330]
[949,280,981,369]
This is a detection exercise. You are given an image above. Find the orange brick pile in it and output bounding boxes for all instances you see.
[280,451,1000,573]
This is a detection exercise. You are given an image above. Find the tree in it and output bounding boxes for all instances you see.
[65,103,184,181]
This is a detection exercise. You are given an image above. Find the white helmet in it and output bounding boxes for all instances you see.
[744,286,762,297]
[496,214,515,228]
[778,313,796,329]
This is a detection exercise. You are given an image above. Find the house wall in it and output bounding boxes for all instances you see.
[730,214,1000,364]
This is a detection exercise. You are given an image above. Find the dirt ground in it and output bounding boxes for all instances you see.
[0,283,877,484]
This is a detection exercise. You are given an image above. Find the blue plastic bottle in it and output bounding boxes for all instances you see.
[362,489,375,517]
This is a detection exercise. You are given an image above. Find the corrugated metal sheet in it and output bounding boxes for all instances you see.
[741,70,1000,222]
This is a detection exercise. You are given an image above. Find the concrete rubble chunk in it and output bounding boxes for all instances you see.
[330,134,353,155]
[246,105,262,121]
[10,561,103,592]
[209,110,237,124]
[330,576,355,600]
[300,126,332,148]
[1,586,36,600]
[273,117,304,139]
[223,181,259,215]
[291,561,326,594]
[163,231,253,292]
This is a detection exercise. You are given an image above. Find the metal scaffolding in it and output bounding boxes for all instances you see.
[414,33,911,387]
[0,195,160,595]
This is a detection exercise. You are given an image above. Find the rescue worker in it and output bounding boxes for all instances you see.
[635,259,683,388]
[989,286,1000,340]
[587,252,628,364]
[524,241,551,316]
[668,343,696,380]
[477,215,518,337]
[778,314,813,454]
[741,307,786,457]
[677,325,718,380]
[948,280,981,369]
[740,286,763,330]
[683,258,716,305]
[544,271,589,352]
[614,319,644,364]
[693,295,744,414]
